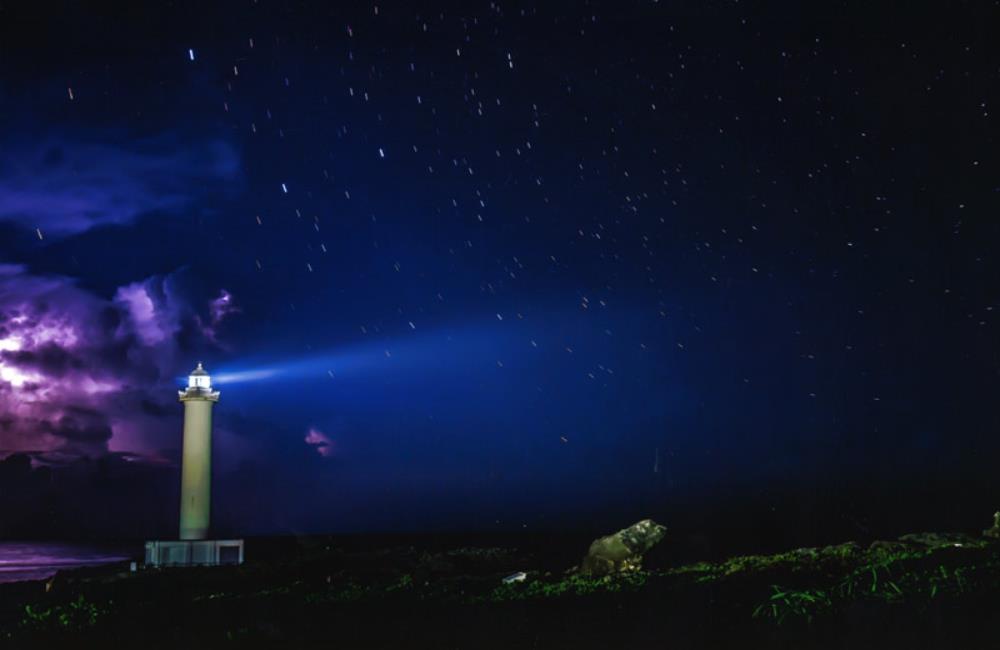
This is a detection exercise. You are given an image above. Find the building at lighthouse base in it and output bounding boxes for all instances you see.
[144,539,244,567]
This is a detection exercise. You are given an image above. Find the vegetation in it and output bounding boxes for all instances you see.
[2,533,999,647]
[20,595,110,632]
[749,536,1000,625]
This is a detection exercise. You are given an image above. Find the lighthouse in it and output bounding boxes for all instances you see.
[178,362,219,540]
[144,363,243,567]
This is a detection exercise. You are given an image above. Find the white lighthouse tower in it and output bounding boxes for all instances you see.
[179,362,218,540]
[144,363,244,567]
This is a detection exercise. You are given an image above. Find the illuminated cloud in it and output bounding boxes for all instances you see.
[115,282,178,346]
[0,265,239,461]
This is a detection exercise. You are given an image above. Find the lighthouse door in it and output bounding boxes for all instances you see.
[219,544,241,565]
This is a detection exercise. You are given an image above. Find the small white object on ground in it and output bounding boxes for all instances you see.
[503,571,527,584]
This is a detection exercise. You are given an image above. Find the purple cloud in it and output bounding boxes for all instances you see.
[0,135,240,237]
[0,265,239,462]
[200,289,240,344]
[115,282,179,346]
[304,427,334,458]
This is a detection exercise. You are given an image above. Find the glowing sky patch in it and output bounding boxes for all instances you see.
[0,336,23,352]
[0,363,41,388]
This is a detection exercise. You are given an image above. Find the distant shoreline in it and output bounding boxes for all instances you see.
[0,542,135,585]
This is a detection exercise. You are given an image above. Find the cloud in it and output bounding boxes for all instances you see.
[114,276,189,347]
[304,427,334,458]
[200,289,240,343]
[42,406,113,445]
[115,283,174,346]
[0,134,239,237]
[0,265,239,460]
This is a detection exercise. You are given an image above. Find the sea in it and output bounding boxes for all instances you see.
[0,542,137,584]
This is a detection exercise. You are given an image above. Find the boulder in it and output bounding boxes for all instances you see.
[579,519,667,576]
[984,512,1000,539]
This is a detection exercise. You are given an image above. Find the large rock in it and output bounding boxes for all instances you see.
[984,512,1000,539]
[579,519,667,576]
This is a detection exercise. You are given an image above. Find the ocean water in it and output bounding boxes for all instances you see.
[0,542,135,584]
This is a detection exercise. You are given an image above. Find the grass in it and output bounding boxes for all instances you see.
[747,537,1000,625]
[20,595,110,632]
[752,586,832,624]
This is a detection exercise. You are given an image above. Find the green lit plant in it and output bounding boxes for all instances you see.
[752,585,831,625]
[21,595,108,631]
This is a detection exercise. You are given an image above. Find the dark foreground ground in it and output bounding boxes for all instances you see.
[2,528,1000,649]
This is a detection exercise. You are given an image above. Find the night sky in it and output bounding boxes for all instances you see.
[1,1,999,546]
